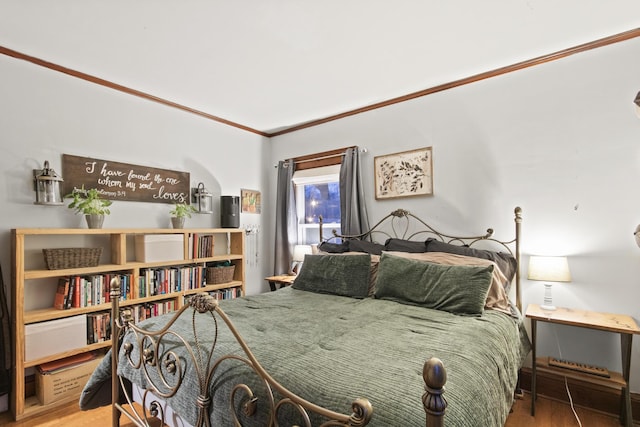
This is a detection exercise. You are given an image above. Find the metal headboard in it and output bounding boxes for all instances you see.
[320,207,523,311]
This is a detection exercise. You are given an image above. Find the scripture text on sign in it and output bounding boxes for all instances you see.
[62,154,190,204]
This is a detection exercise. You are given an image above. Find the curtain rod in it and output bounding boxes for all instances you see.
[275,147,367,168]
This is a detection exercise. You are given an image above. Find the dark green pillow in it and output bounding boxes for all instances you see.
[292,254,371,298]
[374,252,493,315]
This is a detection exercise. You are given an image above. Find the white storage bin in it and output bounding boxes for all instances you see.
[135,234,184,263]
[25,315,87,362]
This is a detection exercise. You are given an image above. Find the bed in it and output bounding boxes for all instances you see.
[80,207,530,427]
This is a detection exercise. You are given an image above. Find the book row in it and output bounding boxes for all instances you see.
[54,274,133,310]
[52,262,225,310]
[188,233,215,258]
[86,312,112,344]
[139,265,207,297]
[184,287,243,303]
[84,288,241,345]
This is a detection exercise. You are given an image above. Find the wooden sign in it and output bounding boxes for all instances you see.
[62,154,190,204]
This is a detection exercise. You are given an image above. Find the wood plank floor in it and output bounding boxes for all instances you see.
[0,393,625,426]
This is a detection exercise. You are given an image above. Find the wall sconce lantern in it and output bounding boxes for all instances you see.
[192,182,213,214]
[634,91,640,118]
[33,160,64,205]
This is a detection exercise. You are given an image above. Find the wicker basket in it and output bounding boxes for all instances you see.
[206,265,235,284]
[42,247,102,270]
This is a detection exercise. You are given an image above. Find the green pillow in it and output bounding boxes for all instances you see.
[374,252,493,315]
[292,254,371,298]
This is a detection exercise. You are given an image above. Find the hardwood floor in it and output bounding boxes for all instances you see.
[506,393,624,427]
[0,393,626,426]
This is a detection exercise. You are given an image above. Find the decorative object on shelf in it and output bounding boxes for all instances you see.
[634,224,640,247]
[191,182,213,214]
[169,203,197,228]
[42,247,102,270]
[634,91,640,117]
[374,147,433,199]
[221,195,240,228]
[291,244,312,275]
[65,186,112,229]
[206,261,236,284]
[527,255,571,311]
[241,189,261,214]
[33,160,64,205]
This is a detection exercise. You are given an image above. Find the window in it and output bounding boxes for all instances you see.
[293,165,341,244]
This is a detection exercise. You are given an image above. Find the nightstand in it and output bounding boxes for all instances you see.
[526,303,640,427]
[265,275,295,291]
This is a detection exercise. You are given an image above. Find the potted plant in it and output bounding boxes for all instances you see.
[65,186,112,229]
[169,203,197,228]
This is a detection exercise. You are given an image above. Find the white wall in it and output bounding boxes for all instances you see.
[0,54,272,298]
[269,37,640,391]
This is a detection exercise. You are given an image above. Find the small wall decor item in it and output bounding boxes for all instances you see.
[241,189,261,214]
[62,154,190,204]
[33,160,64,205]
[191,182,213,214]
[374,147,433,199]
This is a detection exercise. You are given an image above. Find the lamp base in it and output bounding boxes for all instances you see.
[541,282,556,311]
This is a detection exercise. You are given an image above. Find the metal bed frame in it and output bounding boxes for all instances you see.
[107,207,523,427]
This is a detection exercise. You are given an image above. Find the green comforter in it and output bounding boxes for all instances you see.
[82,287,530,426]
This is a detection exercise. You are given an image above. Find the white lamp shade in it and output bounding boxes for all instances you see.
[292,245,313,262]
[527,256,571,282]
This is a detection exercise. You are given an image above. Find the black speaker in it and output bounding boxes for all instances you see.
[221,196,240,228]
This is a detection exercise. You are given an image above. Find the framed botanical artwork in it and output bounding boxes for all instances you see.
[374,147,433,199]
[241,189,261,214]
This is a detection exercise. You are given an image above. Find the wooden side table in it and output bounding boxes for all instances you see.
[265,275,295,291]
[525,303,640,426]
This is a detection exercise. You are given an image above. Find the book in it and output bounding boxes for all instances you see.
[73,275,81,308]
[65,277,74,309]
[37,351,97,374]
[53,278,69,310]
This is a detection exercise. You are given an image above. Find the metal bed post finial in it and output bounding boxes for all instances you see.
[422,357,447,427]
[109,276,121,427]
[514,206,522,313]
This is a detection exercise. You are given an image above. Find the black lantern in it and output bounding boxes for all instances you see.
[192,182,213,214]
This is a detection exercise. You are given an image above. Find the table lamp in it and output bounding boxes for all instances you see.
[291,244,313,275]
[527,255,571,311]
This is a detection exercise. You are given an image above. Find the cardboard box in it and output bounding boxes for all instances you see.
[135,234,184,262]
[35,354,103,405]
[25,315,87,362]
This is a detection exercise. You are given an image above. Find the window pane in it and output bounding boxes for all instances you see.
[303,182,340,224]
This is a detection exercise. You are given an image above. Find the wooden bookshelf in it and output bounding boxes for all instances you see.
[11,227,245,421]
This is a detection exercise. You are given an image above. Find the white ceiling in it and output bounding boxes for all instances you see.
[1,1,639,133]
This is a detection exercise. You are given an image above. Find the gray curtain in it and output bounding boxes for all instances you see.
[274,160,297,275]
[340,147,370,237]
